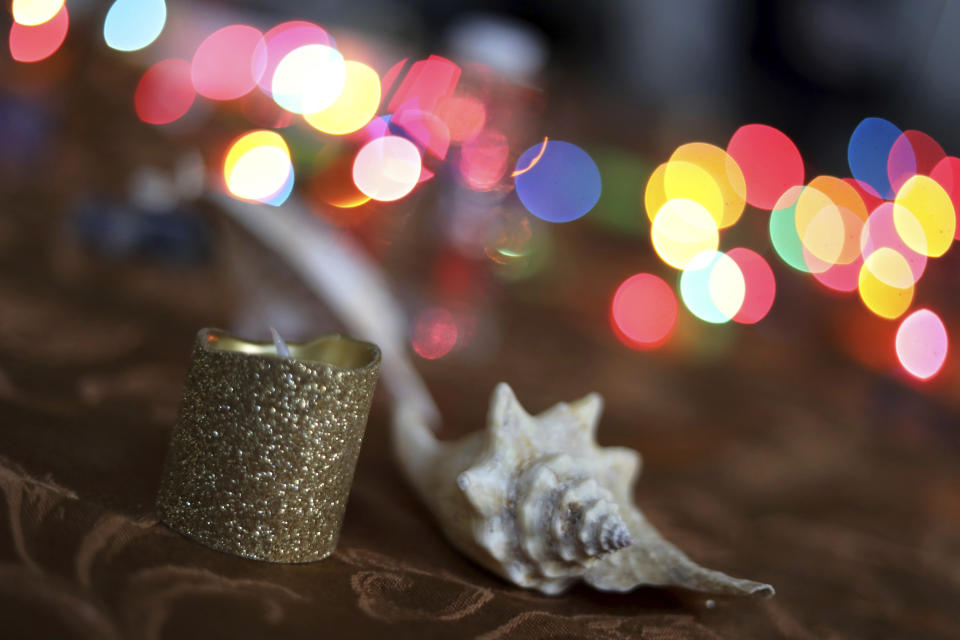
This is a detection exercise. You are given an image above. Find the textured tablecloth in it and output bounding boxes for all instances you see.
[1,197,958,640]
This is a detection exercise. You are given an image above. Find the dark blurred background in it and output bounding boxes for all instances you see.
[219,0,960,160]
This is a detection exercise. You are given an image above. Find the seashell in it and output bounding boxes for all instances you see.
[393,382,774,597]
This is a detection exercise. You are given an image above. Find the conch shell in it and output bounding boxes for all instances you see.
[393,382,774,597]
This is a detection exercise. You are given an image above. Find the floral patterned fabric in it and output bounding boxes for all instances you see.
[0,213,958,640]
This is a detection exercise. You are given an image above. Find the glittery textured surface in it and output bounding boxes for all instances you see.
[156,328,380,562]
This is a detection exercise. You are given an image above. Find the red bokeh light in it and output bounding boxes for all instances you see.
[727,248,776,323]
[191,25,264,101]
[135,58,196,125]
[459,129,509,191]
[886,129,945,194]
[411,308,458,360]
[929,156,960,240]
[843,177,884,212]
[611,273,678,349]
[435,94,486,142]
[808,254,862,294]
[727,124,804,210]
[387,55,461,114]
[391,109,451,161]
[9,4,68,63]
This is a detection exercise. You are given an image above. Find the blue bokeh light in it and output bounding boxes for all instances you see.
[513,140,601,223]
[847,117,902,200]
[262,165,295,207]
[104,0,166,52]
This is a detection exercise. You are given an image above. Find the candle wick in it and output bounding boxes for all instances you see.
[270,327,292,358]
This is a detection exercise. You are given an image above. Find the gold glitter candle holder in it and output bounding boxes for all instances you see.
[156,328,380,562]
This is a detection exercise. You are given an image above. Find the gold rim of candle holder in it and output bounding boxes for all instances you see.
[156,328,381,562]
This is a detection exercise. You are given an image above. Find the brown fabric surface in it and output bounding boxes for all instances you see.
[0,204,958,640]
[1,47,959,635]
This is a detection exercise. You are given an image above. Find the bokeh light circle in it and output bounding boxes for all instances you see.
[794,186,846,269]
[896,309,948,380]
[809,255,863,293]
[412,308,458,360]
[12,0,64,26]
[360,115,391,142]
[727,248,776,324]
[9,4,68,62]
[860,202,927,285]
[848,117,903,199]
[795,177,867,268]
[390,109,451,162]
[893,174,955,258]
[513,140,602,223]
[651,199,720,270]
[386,54,461,114]
[858,248,914,319]
[191,25,264,101]
[435,94,486,142]
[305,60,381,135]
[352,136,422,202]
[844,176,885,212]
[727,124,804,209]
[103,0,166,52]
[884,132,918,197]
[801,178,868,290]
[680,250,745,324]
[645,160,724,227]
[663,161,724,225]
[769,186,808,272]
[929,156,960,240]
[668,143,746,228]
[459,129,509,191]
[272,44,346,114]
[610,273,678,349]
[134,58,195,125]
[223,130,294,205]
[887,129,944,193]
[254,21,335,95]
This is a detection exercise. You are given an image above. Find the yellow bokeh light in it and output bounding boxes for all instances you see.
[12,0,64,26]
[223,130,292,202]
[651,199,720,269]
[330,194,371,209]
[305,60,381,135]
[894,174,956,258]
[858,248,914,319]
[644,163,669,222]
[795,186,842,268]
[645,161,724,228]
[669,142,746,228]
[795,177,866,268]
[809,176,867,219]
[889,203,928,258]
[863,246,914,288]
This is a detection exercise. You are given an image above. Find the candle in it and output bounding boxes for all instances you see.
[156,328,380,562]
